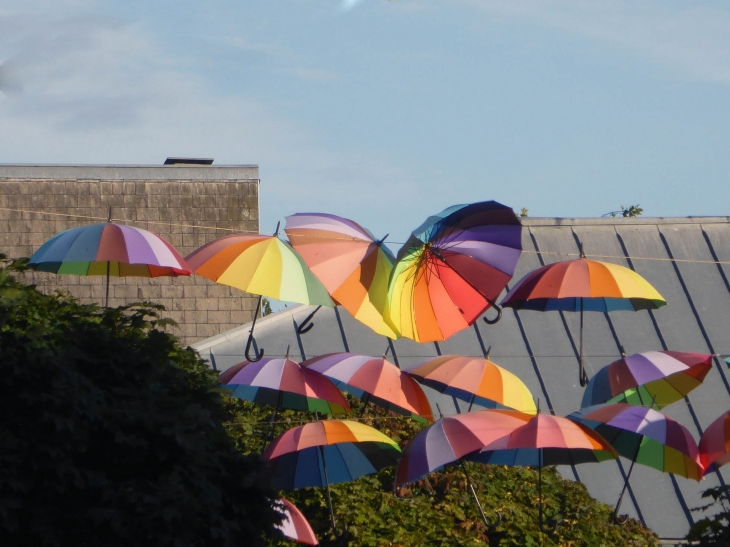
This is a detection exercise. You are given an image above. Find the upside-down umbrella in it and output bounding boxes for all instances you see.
[302,352,433,422]
[582,351,712,410]
[395,409,532,530]
[470,413,617,531]
[501,252,666,386]
[405,355,537,414]
[28,214,191,306]
[285,213,398,338]
[568,403,702,522]
[699,410,730,474]
[185,226,333,361]
[219,357,350,415]
[388,201,523,342]
[262,420,401,532]
[275,498,319,546]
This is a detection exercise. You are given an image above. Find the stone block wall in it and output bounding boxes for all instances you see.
[0,164,261,346]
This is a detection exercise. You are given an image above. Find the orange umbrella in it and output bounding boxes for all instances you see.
[501,251,666,386]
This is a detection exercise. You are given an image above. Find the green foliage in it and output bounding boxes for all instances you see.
[262,297,273,316]
[604,204,644,218]
[686,485,730,545]
[520,208,529,218]
[0,257,280,547]
[229,396,658,546]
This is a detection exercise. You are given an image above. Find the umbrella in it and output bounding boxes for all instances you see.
[28,213,191,306]
[568,403,702,522]
[302,352,434,422]
[219,357,350,415]
[285,213,398,338]
[185,225,333,361]
[262,420,401,532]
[395,409,532,530]
[275,498,319,545]
[470,413,617,531]
[699,410,730,474]
[387,201,523,342]
[501,252,666,386]
[405,355,537,414]
[582,351,712,410]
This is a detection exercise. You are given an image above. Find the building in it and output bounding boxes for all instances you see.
[0,161,260,346]
[192,215,730,542]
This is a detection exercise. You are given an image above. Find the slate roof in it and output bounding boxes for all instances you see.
[192,216,730,540]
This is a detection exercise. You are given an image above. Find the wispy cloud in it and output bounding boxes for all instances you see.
[341,0,367,12]
[460,0,730,83]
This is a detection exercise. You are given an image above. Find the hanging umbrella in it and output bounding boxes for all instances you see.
[395,409,532,530]
[285,213,398,338]
[262,420,401,533]
[470,413,617,531]
[185,226,333,361]
[302,352,434,422]
[275,498,319,546]
[568,403,702,522]
[699,410,730,474]
[219,357,350,415]
[582,351,712,410]
[387,201,523,342]
[28,214,191,306]
[405,355,537,414]
[501,252,666,386]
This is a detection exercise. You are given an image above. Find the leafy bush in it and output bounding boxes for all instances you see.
[0,258,280,547]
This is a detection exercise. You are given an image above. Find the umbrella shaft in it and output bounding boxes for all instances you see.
[319,445,338,532]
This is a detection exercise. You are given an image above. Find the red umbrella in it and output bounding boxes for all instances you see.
[699,410,730,474]
[302,352,434,422]
[275,498,319,545]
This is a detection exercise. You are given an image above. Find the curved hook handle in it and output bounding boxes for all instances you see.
[613,509,629,525]
[297,305,322,335]
[486,511,502,528]
[482,303,502,325]
[245,331,264,362]
[579,367,589,387]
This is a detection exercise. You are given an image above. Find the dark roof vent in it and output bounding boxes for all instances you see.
[164,157,214,165]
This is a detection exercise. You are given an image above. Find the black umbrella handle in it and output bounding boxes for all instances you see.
[245,296,264,362]
[482,298,503,325]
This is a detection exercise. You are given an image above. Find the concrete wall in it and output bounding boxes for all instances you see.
[0,164,261,346]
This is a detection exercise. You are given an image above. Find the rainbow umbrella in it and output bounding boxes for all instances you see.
[285,213,398,338]
[387,201,522,343]
[28,219,191,306]
[395,409,531,530]
[275,498,319,546]
[568,403,702,522]
[582,351,712,410]
[219,357,349,415]
[405,355,537,414]
[185,230,333,361]
[262,420,401,532]
[501,253,666,386]
[302,352,434,422]
[699,410,730,474]
[470,413,617,531]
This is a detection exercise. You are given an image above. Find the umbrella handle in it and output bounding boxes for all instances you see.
[579,367,589,387]
[245,296,265,362]
[296,305,321,335]
[482,302,502,325]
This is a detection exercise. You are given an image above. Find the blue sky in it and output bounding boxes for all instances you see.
[1,0,729,246]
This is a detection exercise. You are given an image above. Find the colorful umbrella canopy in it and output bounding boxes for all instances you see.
[582,351,712,410]
[262,420,401,490]
[29,221,191,278]
[275,498,319,546]
[699,410,730,474]
[395,409,533,486]
[219,357,350,414]
[405,355,537,414]
[501,256,666,386]
[469,413,617,531]
[470,413,617,467]
[568,404,702,481]
[285,213,398,338]
[387,201,523,343]
[185,233,333,307]
[302,352,434,422]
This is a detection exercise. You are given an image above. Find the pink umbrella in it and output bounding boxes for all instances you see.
[275,498,319,545]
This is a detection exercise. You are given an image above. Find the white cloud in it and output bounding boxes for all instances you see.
[459,0,730,83]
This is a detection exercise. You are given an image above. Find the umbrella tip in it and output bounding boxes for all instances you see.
[286,345,290,360]
[485,345,492,359]
[274,221,281,237]
[107,206,112,223]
